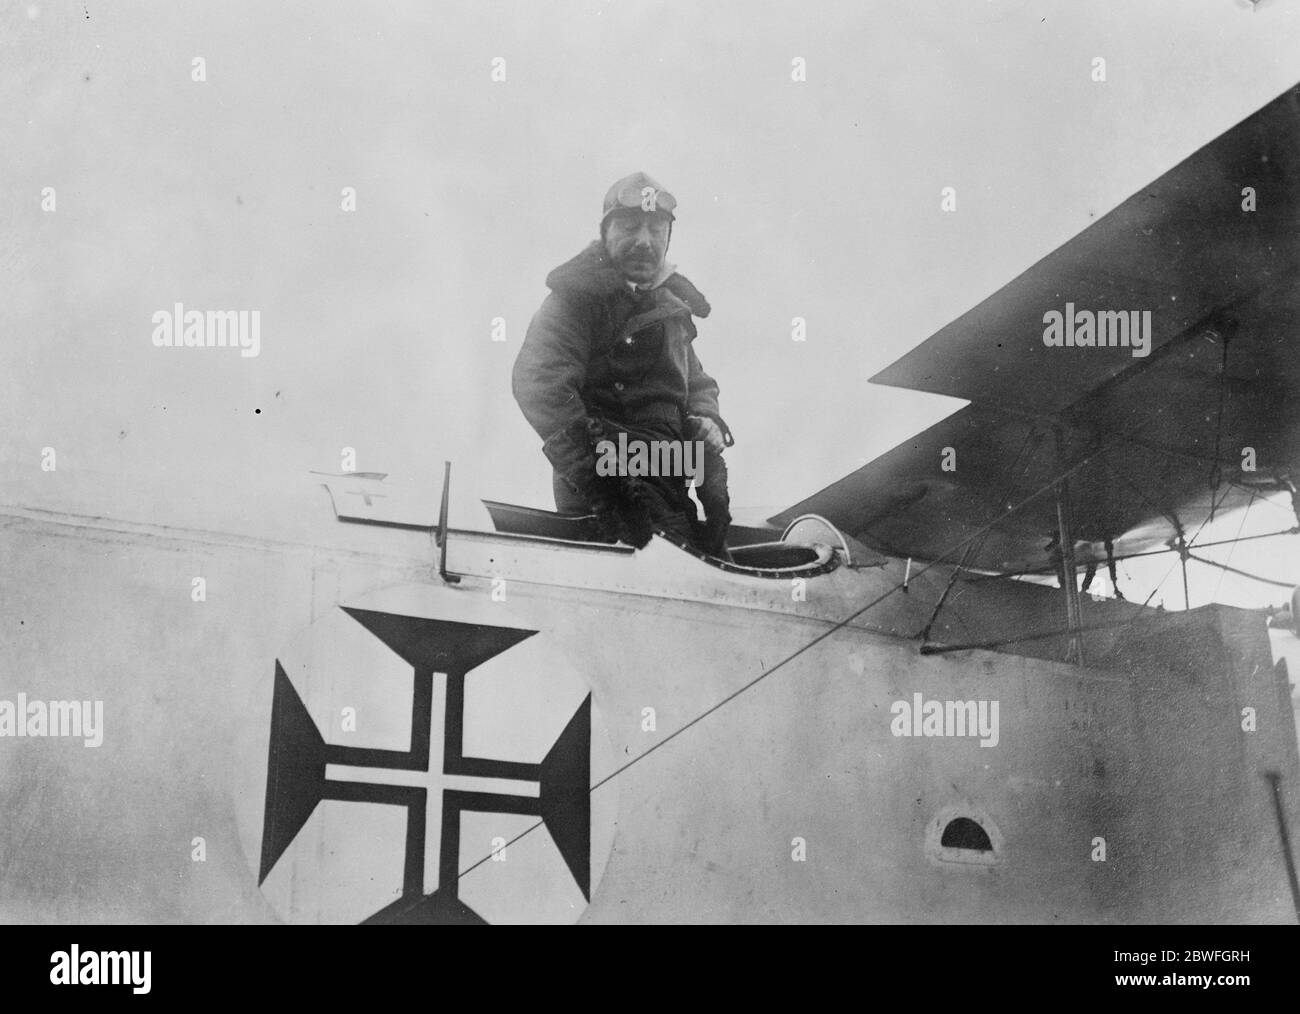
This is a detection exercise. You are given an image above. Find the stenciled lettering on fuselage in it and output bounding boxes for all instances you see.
[253,607,608,924]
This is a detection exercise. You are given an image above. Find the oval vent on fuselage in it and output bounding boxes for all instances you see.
[940,817,993,852]
[926,804,1002,867]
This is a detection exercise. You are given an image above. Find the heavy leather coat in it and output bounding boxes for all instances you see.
[512,240,729,497]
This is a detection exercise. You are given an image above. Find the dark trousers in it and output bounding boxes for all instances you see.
[551,430,729,554]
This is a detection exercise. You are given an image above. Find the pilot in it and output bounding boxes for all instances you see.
[512,172,733,554]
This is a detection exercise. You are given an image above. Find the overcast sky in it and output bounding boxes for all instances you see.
[4,0,1300,620]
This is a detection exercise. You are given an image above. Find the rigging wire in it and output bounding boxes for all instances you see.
[1187,551,1295,590]
[962,523,1300,582]
[1127,437,1294,517]
[1210,490,1256,602]
[1137,483,1234,609]
[917,424,1043,643]
[1208,326,1231,522]
[451,422,1288,892]
[450,427,1165,887]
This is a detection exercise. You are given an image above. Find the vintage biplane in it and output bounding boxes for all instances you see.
[3,84,1300,925]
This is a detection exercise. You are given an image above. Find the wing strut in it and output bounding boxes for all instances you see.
[1055,471,1086,666]
[1050,427,1088,664]
[1174,523,1191,611]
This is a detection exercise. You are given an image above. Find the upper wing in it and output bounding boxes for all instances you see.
[772,83,1300,575]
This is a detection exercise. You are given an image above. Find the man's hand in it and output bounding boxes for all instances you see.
[689,415,726,454]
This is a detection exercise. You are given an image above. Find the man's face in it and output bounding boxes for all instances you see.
[603,210,671,285]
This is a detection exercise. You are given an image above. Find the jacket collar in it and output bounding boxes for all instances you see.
[545,240,711,318]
